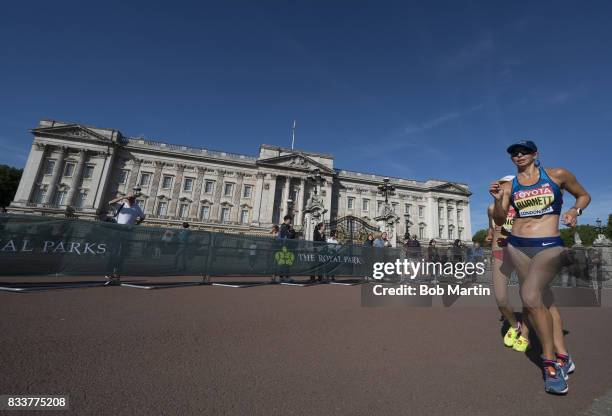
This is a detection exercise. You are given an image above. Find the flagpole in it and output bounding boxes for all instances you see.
[291,120,296,149]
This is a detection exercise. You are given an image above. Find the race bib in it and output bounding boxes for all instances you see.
[503,206,516,231]
[512,183,555,217]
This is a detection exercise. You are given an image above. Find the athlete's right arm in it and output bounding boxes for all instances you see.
[489,181,510,226]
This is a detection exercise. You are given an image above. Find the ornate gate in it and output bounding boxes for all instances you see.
[325,215,380,245]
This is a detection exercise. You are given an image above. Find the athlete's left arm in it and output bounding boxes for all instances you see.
[549,167,591,227]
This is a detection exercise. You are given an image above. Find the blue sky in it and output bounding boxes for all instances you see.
[1,1,611,232]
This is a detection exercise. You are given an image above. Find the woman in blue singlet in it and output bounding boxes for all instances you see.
[489,140,590,395]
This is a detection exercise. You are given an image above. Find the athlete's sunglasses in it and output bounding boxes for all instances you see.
[510,148,535,158]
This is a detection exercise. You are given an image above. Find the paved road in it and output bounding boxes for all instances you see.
[1,282,611,416]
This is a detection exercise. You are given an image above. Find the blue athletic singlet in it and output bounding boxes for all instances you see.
[510,167,563,218]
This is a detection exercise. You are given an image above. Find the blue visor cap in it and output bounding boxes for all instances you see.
[507,140,537,154]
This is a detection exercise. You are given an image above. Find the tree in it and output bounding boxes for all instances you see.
[0,165,22,209]
[472,229,490,247]
[607,214,612,239]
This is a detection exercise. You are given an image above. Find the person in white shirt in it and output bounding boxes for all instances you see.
[105,193,145,282]
[108,194,145,225]
[326,230,339,245]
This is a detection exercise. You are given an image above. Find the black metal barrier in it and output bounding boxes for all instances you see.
[0,214,609,292]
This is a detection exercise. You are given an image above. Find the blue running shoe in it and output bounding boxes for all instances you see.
[556,353,575,380]
[543,359,568,395]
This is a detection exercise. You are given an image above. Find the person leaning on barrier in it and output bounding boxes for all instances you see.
[373,232,391,248]
[270,224,279,238]
[104,192,145,283]
[452,239,464,263]
[326,230,341,281]
[279,215,295,239]
[313,222,326,242]
[310,222,326,283]
[364,233,374,247]
[108,193,145,225]
[405,234,421,261]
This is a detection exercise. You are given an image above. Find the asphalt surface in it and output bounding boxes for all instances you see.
[1,281,612,416]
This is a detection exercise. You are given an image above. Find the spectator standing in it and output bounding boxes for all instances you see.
[105,193,145,283]
[374,232,391,248]
[405,234,421,261]
[313,222,326,242]
[279,215,295,239]
[326,230,341,281]
[174,222,191,272]
[327,230,339,245]
[108,193,145,226]
[268,225,280,282]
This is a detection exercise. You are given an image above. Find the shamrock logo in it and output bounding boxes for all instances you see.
[275,246,295,266]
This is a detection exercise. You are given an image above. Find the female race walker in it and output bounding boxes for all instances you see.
[489,140,590,395]
[487,175,530,352]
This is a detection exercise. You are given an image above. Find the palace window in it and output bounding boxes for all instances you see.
[392,202,398,213]
[54,189,68,206]
[405,204,412,214]
[448,227,454,240]
[117,170,128,184]
[83,165,94,179]
[243,185,253,198]
[347,197,355,210]
[220,207,231,223]
[33,187,47,204]
[156,201,168,216]
[183,178,194,192]
[457,209,463,225]
[438,207,444,220]
[44,159,55,175]
[63,162,75,177]
[240,209,249,224]
[223,183,234,197]
[419,206,424,218]
[162,175,173,189]
[135,198,145,210]
[178,203,189,218]
[377,201,384,214]
[204,180,215,194]
[439,226,444,239]
[458,228,463,240]
[362,199,370,212]
[200,205,210,220]
[139,173,151,187]
[75,191,88,209]
[419,224,425,239]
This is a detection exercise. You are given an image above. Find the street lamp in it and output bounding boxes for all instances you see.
[403,213,411,239]
[596,218,603,234]
[377,177,396,204]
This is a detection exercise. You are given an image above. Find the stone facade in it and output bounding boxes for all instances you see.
[9,119,473,242]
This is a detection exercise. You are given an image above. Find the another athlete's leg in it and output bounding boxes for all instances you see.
[492,256,516,326]
[505,246,532,350]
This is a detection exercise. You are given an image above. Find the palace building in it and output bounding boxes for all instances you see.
[9,119,472,242]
